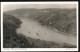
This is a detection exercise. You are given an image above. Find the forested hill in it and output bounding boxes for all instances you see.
[4,8,76,18]
[3,14,76,48]
[4,8,76,36]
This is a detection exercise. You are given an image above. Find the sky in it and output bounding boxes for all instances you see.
[2,2,77,11]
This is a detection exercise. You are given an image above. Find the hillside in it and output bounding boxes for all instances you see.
[4,8,77,36]
[3,14,76,48]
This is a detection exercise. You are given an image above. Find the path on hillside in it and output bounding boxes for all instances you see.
[16,18,77,45]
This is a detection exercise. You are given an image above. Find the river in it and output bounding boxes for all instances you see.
[16,18,77,45]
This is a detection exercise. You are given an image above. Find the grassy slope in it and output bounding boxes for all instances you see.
[3,14,76,48]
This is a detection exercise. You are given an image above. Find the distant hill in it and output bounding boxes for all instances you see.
[4,8,76,36]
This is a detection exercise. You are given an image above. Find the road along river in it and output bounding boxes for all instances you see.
[16,18,77,46]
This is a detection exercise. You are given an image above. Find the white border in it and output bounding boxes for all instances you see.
[1,2,78,51]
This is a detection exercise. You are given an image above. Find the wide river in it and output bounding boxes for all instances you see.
[16,18,77,45]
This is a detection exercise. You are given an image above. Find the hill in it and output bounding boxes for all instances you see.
[3,14,76,48]
[4,8,77,36]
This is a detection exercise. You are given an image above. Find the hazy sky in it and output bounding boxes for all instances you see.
[3,3,77,11]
